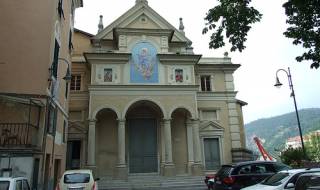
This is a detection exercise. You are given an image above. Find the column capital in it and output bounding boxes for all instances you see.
[191,118,200,127]
[117,119,126,124]
[190,118,200,122]
[186,118,194,125]
[163,118,172,123]
[88,119,96,124]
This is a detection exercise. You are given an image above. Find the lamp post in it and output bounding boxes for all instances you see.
[49,57,72,166]
[274,67,306,158]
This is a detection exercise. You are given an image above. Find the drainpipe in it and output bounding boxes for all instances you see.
[39,97,50,189]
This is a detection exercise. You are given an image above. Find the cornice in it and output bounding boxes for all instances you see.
[236,99,248,106]
[197,91,238,101]
[72,55,86,63]
[83,52,131,65]
[195,64,241,72]
[113,28,174,41]
[74,28,94,37]
[157,54,202,65]
[70,91,89,99]
[88,85,199,92]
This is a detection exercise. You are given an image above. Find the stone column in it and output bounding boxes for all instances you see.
[186,119,194,174]
[192,119,204,175]
[87,119,96,166]
[86,119,97,176]
[163,118,175,176]
[160,120,165,175]
[115,119,127,179]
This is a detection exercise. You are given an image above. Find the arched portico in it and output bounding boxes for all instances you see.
[125,100,164,174]
[170,107,204,176]
[86,99,202,178]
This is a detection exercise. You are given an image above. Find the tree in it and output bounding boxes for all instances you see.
[305,133,320,161]
[283,0,320,69]
[202,0,262,52]
[203,0,320,69]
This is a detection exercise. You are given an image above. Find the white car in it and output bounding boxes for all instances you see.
[295,172,320,190]
[56,169,99,190]
[0,177,30,190]
[241,168,320,190]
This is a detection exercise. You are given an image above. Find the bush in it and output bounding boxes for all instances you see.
[280,147,305,168]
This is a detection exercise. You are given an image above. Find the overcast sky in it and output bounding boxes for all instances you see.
[74,0,320,124]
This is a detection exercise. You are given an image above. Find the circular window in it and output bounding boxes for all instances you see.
[140,16,147,23]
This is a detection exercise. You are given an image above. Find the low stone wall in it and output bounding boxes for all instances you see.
[301,160,320,168]
[231,148,254,163]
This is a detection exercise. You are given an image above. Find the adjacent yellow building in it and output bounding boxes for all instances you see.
[0,0,82,189]
[68,0,249,180]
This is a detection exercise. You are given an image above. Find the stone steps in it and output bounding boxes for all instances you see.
[98,175,207,190]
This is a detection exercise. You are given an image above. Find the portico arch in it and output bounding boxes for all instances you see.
[170,108,192,175]
[124,100,164,174]
[123,97,166,119]
[169,105,195,119]
[95,108,119,177]
[91,105,121,120]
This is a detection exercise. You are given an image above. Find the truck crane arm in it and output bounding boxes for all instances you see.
[253,137,273,161]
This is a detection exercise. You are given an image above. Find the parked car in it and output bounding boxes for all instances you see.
[56,169,99,190]
[213,161,291,190]
[295,172,320,190]
[204,174,215,190]
[0,176,30,190]
[241,168,320,190]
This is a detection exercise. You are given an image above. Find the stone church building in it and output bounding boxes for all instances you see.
[68,0,248,179]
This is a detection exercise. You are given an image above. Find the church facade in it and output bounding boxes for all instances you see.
[68,0,248,179]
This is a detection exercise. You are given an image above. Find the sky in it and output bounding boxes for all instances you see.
[74,0,320,124]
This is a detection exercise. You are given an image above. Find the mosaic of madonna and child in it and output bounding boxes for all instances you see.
[130,42,159,83]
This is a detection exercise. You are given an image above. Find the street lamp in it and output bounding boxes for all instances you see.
[48,58,72,83]
[58,58,72,83]
[274,67,306,158]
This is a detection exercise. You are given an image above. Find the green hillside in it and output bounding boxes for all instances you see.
[245,108,320,157]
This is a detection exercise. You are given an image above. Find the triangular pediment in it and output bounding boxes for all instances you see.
[200,121,224,132]
[126,14,159,29]
[94,2,190,43]
[69,122,87,133]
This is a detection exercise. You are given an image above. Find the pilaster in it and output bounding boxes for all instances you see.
[186,119,194,174]
[191,118,204,175]
[228,102,241,149]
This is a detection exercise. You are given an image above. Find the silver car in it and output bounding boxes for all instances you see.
[241,168,320,190]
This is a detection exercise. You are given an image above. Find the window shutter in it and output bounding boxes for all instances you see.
[58,0,65,19]
[68,30,73,50]
[52,40,60,78]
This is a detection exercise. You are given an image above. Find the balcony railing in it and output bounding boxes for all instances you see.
[0,123,38,147]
